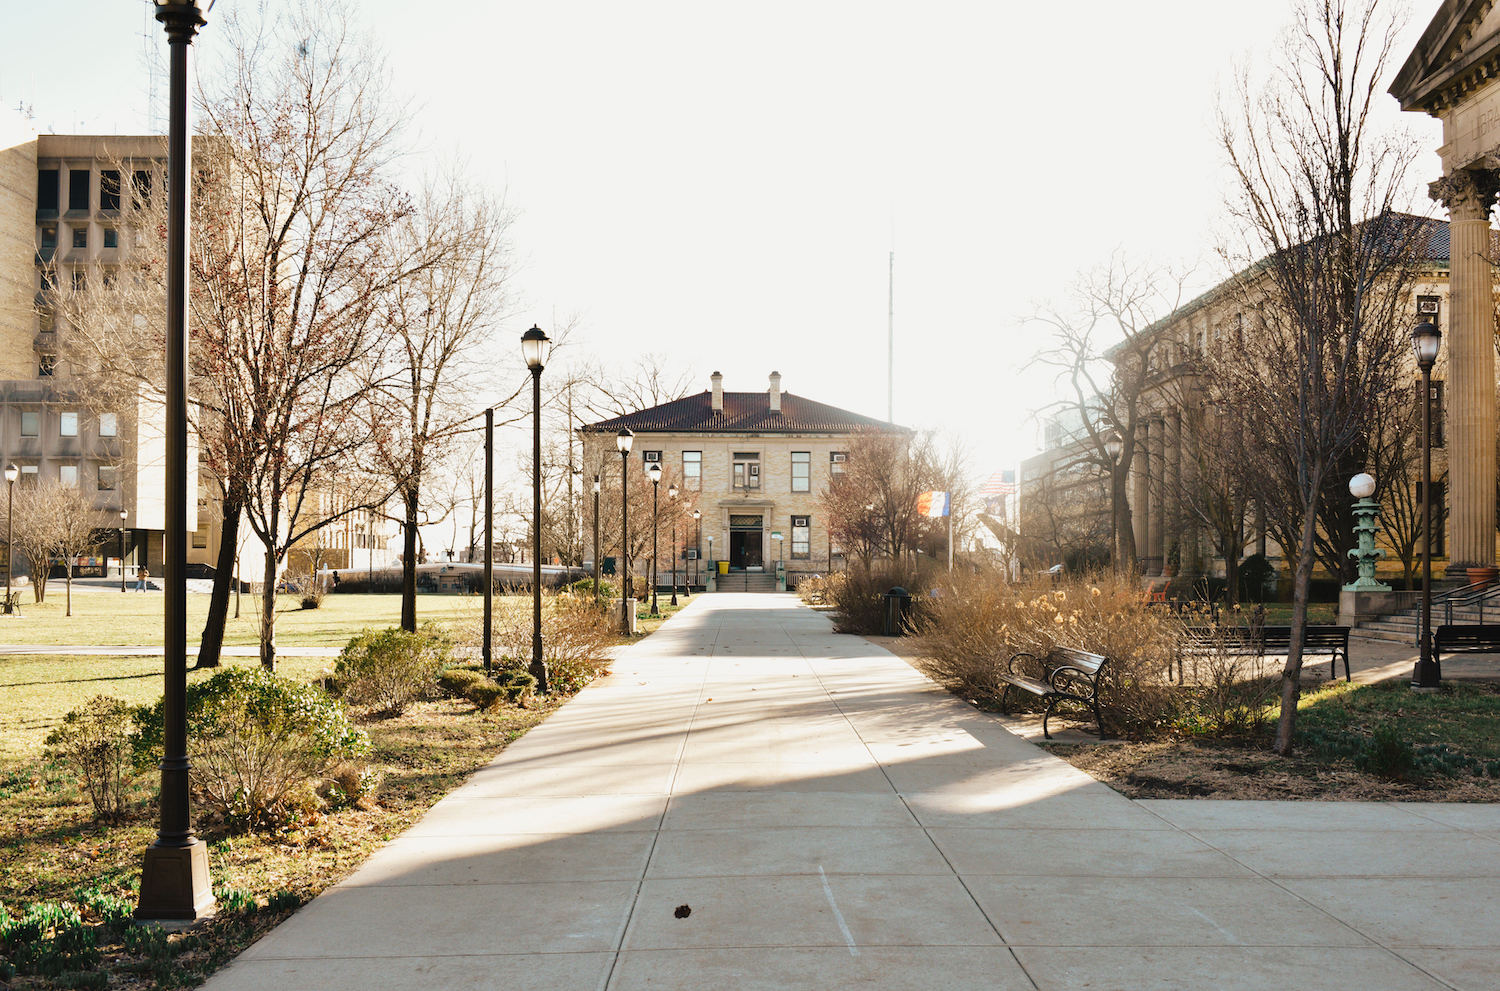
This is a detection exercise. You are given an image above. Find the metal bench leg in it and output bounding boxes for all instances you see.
[1092,698,1108,740]
[1042,698,1056,740]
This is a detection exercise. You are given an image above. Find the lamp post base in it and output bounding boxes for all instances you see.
[1411,659,1442,691]
[136,839,215,922]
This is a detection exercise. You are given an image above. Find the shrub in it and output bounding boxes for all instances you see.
[334,624,454,716]
[570,577,616,599]
[916,570,1182,739]
[465,681,507,709]
[494,668,538,705]
[1355,723,1415,780]
[43,696,138,823]
[823,565,935,635]
[483,593,615,694]
[132,667,370,827]
[437,668,488,699]
[797,574,829,605]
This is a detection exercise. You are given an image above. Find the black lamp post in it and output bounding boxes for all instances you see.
[668,483,679,607]
[691,509,701,594]
[119,509,128,593]
[592,474,601,602]
[647,462,662,615]
[522,325,550,694]
[617,429,634,634]
[1413,320,1442,690]
[1104,431,1124,573]
[5,463,16,614]
[483,407,493,673]
[138,0,213,924]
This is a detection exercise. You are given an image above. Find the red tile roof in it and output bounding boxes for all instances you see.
[578,391,907,435]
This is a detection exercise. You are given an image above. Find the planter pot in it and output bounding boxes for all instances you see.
[1466,566,1499,588]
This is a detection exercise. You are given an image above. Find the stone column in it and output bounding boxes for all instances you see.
[1431,168,1500,575]
[1180,409,1201,577]
[1131,420,1150,573]
[1164,411,1181,577]
[1147,415,1165,576]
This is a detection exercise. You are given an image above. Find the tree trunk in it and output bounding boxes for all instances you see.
[65,565,72,617]
[401,483,418,632]
[196,497,242,669]
[1272,511,1319,755]
[1225,551,1240,608]
[260,542,279,671]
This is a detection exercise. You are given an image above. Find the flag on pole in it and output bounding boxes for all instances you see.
[978,469,1017,496]
[917,491,950,518]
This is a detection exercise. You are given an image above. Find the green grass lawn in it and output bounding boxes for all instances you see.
[1298,678,1500,768]
[0,588,480,647]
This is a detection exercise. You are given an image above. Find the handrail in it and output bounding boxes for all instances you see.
[1444,579,1500,626]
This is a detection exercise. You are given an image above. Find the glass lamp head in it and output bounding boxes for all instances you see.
[1104,432,1123,462]
[647,462,662,484]
[692,509,701,521]
[1349,473,1376,499]
[669,483,678,500]
[3,464,17,484]
[592,475,600,494]
[616,428,634,454]
[520,325,550,371]
[1411,321,1441,371]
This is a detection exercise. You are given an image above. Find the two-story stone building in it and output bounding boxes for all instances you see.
[577,371,907,588]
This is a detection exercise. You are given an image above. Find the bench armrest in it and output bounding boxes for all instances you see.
[1048,663,1103,699]
[1006,651,1041,677]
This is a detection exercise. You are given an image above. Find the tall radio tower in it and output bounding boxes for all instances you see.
[143,0,164,132]
[887,250,894,422]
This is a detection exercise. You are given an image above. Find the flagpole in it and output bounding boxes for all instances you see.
[947,509,953,572]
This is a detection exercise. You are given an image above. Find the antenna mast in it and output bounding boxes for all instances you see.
[887,250,894,422]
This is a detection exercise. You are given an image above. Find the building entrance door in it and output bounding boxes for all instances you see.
[729,515,763,571]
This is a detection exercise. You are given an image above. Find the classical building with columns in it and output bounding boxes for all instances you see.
[1021,217,1457,585]
[1392,1,1500,576]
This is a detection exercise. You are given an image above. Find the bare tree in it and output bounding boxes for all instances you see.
[195,5,423,669]
[822,431,948,570]
[5,482,62,603]
[1216,0,1423,754]
[578,355,695,421]
[365,175,519,630]
[1030,258,1188,572]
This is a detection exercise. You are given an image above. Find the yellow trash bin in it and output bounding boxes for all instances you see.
[717,560,729,575]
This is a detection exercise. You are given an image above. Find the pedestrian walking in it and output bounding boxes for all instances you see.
[136,566,149,592]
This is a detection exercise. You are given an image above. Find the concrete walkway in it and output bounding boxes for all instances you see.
[203,594,1499,991]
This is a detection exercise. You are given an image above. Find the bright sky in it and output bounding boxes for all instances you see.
[1,0,1446,488]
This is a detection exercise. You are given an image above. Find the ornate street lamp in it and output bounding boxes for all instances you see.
[119,509,129,593]
[616,429,634,634]
[592,474,601,602]
[138,0,214,924]
[668,483,679,607]
[1104,431,1124,573]
[647,462,662,615]
[5,463,17,614]
[522,326,550,694]
[1412,320,1442,690]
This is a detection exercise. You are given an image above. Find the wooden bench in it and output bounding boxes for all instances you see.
[997,646,1109,740]
[1433,624,1500,665]
[1180,624,1350,681]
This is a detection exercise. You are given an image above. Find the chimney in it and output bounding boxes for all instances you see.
[768,371,782,413]
[711,371,723,411]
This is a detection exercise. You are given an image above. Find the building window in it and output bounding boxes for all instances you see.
[39,354,57,377]
[682,451,701,491]
[20,411,40,437]
[99,170,121,211]
[38,307,54,332]
[791,516,810,558]
[791,451,810,492]
[72,227,88,249]
[68,169,90,212]
[39,225,57,258]
[38,169,60,213]
[20,465,38,486]
[102,228,118,249]
[99,412,117,437]
[98,465,117,491]
[132,170,153,206]
[60,411,79,437]
[59,464,78,487]
[39,269,54,293]
[642,450,662,466]
[733,452,760,490]
[830,451,848,476]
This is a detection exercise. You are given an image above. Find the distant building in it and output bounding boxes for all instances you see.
[578,371,906,588]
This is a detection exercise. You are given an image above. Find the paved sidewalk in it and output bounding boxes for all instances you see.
[203,593,1499,991]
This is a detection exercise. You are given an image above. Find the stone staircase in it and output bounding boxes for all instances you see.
[1357,596,1500,644]
[714,571,780,593]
